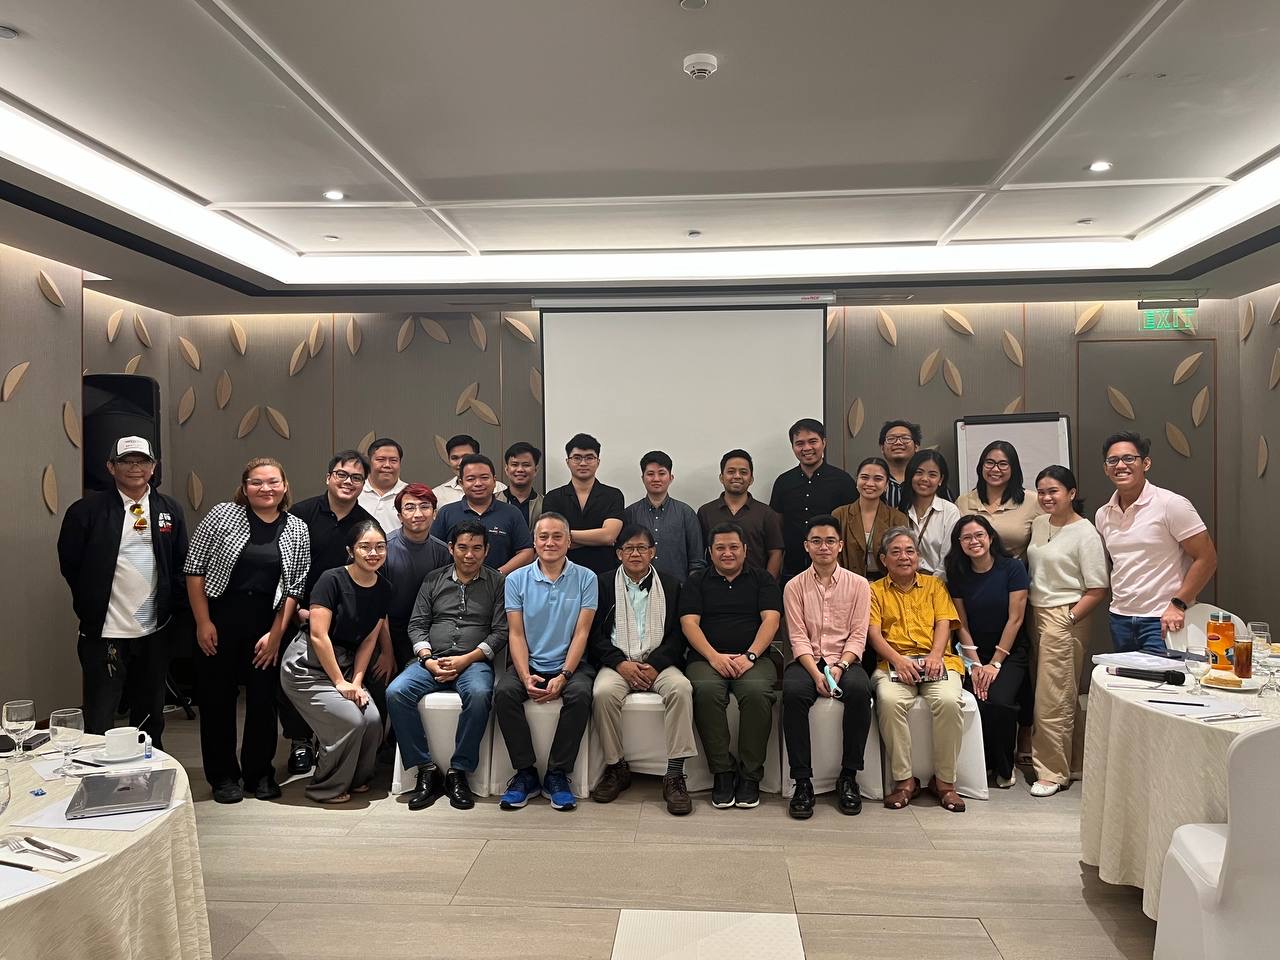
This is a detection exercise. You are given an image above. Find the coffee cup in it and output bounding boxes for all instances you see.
[104,726,146,759]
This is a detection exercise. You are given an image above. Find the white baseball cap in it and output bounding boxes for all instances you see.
[111,436,156,461]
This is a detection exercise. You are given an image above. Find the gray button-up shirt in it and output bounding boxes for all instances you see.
[624,496,705,584]
[407,564,509,660]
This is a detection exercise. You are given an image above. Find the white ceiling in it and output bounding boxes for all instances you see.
[1,0,1279,306]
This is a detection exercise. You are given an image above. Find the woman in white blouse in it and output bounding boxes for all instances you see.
[902,450,961,578]
[1025,465,1109,797]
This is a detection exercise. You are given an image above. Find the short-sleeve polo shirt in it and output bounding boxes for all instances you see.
[430,497,533,570]
[679,565,782,659]
[505,559,598,674]
[769,462,858,579]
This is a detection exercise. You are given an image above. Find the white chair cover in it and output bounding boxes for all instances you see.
[780,697,885,800]
[488,700,591,799]
[390,691,493,796]
[682,697,783,794]
[1168,603,1247,653]
[881,687,989,800]
[585,692,697,789]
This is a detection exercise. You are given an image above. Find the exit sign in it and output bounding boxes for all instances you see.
[1140,308,1196,333]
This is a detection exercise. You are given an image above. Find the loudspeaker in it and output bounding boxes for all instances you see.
[82,374,163,494]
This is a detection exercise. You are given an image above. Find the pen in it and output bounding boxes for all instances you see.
[1148,698,1207,707]
[70,758,105,768]
[0,859,36,871]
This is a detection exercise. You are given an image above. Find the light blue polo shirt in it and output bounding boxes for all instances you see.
[505,559,598,674]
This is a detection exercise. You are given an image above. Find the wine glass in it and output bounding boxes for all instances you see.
[2,700,35,764]
[1185,638,1210,695]
[0,768,10,816]
[48,709,84,778]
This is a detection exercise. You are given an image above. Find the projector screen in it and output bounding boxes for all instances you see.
[542,308,826,510]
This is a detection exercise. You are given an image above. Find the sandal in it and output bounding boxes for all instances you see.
[317,793,351,805]
[928,776,966,813]
[352,783,370,794]
[883,777,920,810]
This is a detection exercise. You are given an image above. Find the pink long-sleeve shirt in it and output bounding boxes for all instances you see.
[784,565,870,664]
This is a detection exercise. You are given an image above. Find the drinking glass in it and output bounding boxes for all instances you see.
[2,700,35,764]
[48,709,84,778]
[1248,623,1272,661]
[0,768,10,816]
[1185,639,1210,695]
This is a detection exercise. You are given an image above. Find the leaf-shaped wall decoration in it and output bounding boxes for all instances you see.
[1172,351,1203,385]
[1003,395,1025,415]
[265,406,290,439]
[1001,329,1024,367]
[1165,422,1192,458]
[1271,298,1280,326]
[825,310,838,343]
[106,308,123,343]
[237,405,261,439]
[133,313,152,348]
[434,434,450,466]
[1106,386,1136,420]
[847,397,865,437]
[942,307,975,336]
[397,317,416,352]
[1075,303,1103,335]
[62,401,81,448]
[1242,301,1255,342]
[358,430,376,455]
[919,348,942,386]
[455,382,479,415]
[2,361,30,401]
[215,370,232,409]
[37,270,65,308]
[1191,386,1211,427]
[876,309,898,346]
[943,358,963,397]
[469,315,488,352]
[419,316,450,343]
[288,340,308,376]
[1271,348,1280,390]
[187,471,204,511]
[178,336,201,371]
[41,464,58,514]
[470,398,500,426]
[229,319,248,356]
[177,386,196,425]
[346,317,361,356]
[1260,436,1270,479]
[307,318,325,358]
[503,313,536,343]
[530,367,543,404]
[124,355,142,375]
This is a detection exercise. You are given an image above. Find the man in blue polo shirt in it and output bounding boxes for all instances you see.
[494,511,598,811]
[431,454,534,574]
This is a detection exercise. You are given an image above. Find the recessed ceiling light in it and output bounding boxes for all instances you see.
[323,189,345,201]
[687,229,703,239]
[323,234,341,242]
[1087,160,1113,173]
[679,0,709,9]
[1077,218,1095,225]
[0,26,19,40]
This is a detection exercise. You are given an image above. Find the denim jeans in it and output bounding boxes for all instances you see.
[387,659,494,772]
[1109,613,1168,655]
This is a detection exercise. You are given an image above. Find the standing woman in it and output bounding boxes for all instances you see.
[832,457,908,581]
[902,450,961,578]
[945,516,1029,788]
[185,458,310,803]
[956,440,1042,558]
[281,519,391,803]
[1025,466,1108,797]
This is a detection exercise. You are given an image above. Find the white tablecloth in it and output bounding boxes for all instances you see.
[1080,665,1280,919]
[0,738,212,959]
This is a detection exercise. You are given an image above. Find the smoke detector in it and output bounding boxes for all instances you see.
[683,53,718,80]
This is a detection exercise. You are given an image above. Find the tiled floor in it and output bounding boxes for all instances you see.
[160,713,1155,959]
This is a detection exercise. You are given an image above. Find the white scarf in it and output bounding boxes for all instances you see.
[613,566,666,662]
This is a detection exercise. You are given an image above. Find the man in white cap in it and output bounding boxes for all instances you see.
[57,436,189,748]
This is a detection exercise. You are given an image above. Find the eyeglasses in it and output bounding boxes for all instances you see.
[806,537,840,548]
[1104,454,1142,467]
[884,435,914,445]
[982,459,1011,470]
[128,502,147,532]
[330,470,365,485]
[568,454,598,464]
[400,503,433,514]
[353,543,387,555]
[117,457,153,468]
[959,532,988,544]
[246,479,283,489]
[619,544,653,554]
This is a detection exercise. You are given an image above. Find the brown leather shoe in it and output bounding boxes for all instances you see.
[662,773,693,816]
[589,760,631,803]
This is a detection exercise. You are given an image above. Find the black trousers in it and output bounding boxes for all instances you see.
[963,636,1027,780]
[197,592,280,788]
[493,663,596,773]
[781,660,872,779]
[77,627,170,748]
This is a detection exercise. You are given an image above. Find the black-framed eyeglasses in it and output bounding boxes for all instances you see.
[330,470,365,485]
[982,459,1011,470]
[1104,454,1141,467]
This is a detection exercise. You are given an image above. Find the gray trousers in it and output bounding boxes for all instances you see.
[280,634,381,801]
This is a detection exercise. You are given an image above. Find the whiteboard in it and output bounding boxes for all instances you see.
[954,414,1072,494]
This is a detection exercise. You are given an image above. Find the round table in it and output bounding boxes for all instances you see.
[0,737,212,959]
[1080,664,1280,919]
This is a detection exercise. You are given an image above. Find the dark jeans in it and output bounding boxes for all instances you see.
[963,659,1026,780]
[781,660,872,779]
[387,660,494,772]
[77,627,170,748]
[493,663,596,773]
[1109,613,1167,655]
[197,592,280,788]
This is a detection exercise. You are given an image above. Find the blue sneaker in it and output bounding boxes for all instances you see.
[499,769,541,810]
[543,769,576,811]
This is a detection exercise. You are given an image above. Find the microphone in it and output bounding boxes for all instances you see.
[1105,666,1185,686]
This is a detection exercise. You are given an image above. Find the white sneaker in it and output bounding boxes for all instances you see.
[1030,781,1061,798]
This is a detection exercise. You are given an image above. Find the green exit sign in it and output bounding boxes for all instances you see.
[1141,308,1196,333]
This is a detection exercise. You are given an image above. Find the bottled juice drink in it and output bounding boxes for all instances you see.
[1207,613,1235,671]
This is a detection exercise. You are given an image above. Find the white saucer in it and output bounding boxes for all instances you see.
[87,747,147,763]
[1201,675,1263,693]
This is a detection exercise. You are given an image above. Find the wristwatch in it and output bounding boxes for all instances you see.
[560,667,575,681]
[1170,597,1188,611]
[835,660,851,672]
[745,651,758,663]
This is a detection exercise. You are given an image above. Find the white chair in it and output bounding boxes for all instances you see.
[1168,603,1247,653]
[1153,723,1280,959]
[585,691,698,790]
[389,691,493,796]
[488,700,592,799]
[683,697,783,794]
[780,697,885,801]
[881,688,990,800]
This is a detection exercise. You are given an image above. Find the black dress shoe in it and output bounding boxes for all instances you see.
[288,739,315,775]
[788,778,815,820]
[711,771,737,809]
[407,766,444,811]
[836,771,863,816]
[212,781,243,804]
[444,769,475,810]
[252,775,282,801]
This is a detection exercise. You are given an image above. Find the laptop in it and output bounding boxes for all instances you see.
[65,768,177,820]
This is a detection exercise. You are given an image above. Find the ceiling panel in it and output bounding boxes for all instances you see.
[441,194,979,251]
[227,0,1152,199]
[1016,0,1280,183]
[0,0,402,202]
[955,184,1210,241]
[229,207,466,252]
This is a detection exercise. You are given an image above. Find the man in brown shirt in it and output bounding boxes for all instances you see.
[696,449,784,580]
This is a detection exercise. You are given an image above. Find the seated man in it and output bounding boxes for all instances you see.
[782,515,872,820]
[588,524,695,816]
[681,522,782,810]
[494,512,598,811]
[867,527,967,814]
[386,520,507,811]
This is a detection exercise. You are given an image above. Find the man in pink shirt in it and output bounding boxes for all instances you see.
[1095,432,1217,655]
[781,514,872,819]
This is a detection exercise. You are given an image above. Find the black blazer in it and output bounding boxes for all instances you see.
[57,488,189,639]
[588,569,684,673]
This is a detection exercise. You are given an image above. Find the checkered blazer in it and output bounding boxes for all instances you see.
[184,501,310,609]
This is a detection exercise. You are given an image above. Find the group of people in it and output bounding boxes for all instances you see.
[56,415,1215,814]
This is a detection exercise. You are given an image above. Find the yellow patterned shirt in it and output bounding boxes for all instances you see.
[869,573,961,674]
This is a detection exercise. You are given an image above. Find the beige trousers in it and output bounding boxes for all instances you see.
[1029,604,1086,785]
[872,669,964,783]
[592,665,698,765]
